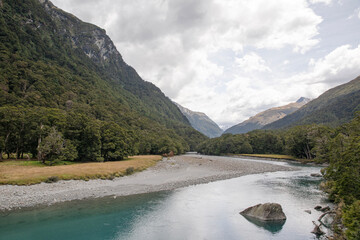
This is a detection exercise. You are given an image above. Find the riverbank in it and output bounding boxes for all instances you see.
[0,155,296,212]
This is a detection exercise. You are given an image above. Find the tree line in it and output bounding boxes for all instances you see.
[0,106,198,164]
[197,124,333,160]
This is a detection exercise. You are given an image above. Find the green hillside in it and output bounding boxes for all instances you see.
[263,76,360,129]
[0,0,207,162]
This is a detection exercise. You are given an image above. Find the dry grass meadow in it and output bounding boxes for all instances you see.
[0,155,162,185]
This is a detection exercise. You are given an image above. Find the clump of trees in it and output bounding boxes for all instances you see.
[0,106,194,164]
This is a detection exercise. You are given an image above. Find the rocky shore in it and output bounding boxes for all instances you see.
[0,154,296,211]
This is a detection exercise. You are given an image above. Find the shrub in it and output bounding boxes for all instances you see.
[45,176,60,183]
[125,167,135,175]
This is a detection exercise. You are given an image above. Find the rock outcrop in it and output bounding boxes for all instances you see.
[240,203,287,221]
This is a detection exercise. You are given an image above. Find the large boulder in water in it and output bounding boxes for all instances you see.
[240,203,286,221]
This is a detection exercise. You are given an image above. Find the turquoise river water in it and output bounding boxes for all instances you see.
[0,157,331,240]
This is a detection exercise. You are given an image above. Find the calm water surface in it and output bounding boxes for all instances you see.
[0,157,330,240]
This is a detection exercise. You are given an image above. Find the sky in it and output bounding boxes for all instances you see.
[51,0,360,129]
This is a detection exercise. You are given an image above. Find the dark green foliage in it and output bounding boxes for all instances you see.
[197,131,284,155]
[323,115,360,204]
[0,0,207,162]
[197,125,334,161]
[343,200,360,240]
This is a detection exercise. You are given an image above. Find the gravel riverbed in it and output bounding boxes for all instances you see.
[0,154,297,211]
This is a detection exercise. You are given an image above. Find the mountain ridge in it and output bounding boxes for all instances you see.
[263,76,360,129]
[224,97,310,134]
[175,103,223,138]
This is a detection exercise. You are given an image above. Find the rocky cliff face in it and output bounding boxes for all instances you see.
[224,97,310,134]
[175,103,223,138]
[40,0,122,66]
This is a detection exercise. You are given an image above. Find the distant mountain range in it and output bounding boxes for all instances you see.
[175,103,223,138]
[224,97,310,134]
[263,75,360,129]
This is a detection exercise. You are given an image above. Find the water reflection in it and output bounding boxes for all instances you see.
[241,215,286,234]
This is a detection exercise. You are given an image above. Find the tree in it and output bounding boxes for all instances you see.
[101,122,131,161]
[38,127,64,164]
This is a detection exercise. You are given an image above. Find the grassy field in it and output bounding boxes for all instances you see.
[0,155,162,185]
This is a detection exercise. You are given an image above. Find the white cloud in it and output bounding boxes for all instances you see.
[235,53,271,72]
[309,0,332,5]
[296,44,360,85]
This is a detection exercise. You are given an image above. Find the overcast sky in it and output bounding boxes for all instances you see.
[52,0,360,129]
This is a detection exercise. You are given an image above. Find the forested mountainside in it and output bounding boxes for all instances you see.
[224,97,310,134]
[0,0,207,162]
[263,76,360,130]
[175,103,223,138]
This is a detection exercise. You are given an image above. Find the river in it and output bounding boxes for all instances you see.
[0,157,331,240]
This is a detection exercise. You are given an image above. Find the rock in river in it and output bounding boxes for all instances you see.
[240,203,287,221]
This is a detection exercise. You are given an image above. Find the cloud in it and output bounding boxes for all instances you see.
[293,44,360,85]
[235,53,271,72]
[52,0,322,99]
[309,0,332,5]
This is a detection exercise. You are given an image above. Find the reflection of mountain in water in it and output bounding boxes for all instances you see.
[241,215,286,234]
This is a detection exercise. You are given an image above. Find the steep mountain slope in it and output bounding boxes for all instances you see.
[224,97,310,134]
[263,76,360,129]
[0,0,207,158]
[175,103,223,138]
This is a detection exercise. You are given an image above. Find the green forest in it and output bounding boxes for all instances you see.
[197,114,360,239]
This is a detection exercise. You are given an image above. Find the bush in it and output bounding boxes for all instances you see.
[45,176,60,183]
[125,167,135,175]
[343,200,360,240]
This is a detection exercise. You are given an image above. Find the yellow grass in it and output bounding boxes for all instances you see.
[0,155,162,185]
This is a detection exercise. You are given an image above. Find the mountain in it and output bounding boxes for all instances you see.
[0,0,207,160]
[224,97,310,134]
[263,76,360,129]
[175,103,223,138]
